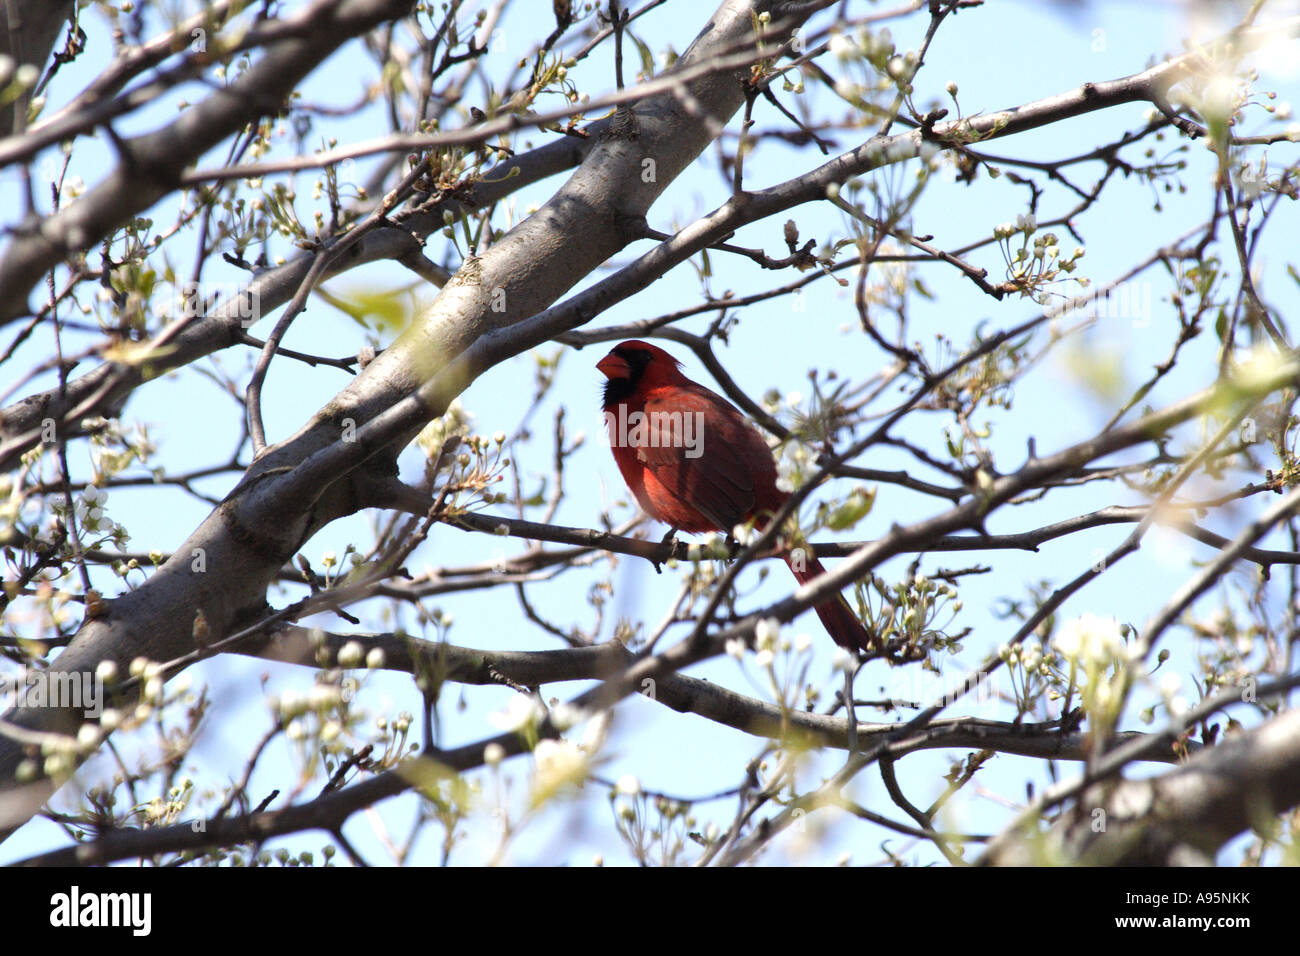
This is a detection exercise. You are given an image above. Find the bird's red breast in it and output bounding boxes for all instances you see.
[597,340,784,533]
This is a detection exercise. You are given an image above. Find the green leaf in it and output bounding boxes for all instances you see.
[823,487,876,531]
[628,30,655,80]
[325,287,412,333]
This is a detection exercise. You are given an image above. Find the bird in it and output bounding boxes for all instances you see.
[596,339,872,652]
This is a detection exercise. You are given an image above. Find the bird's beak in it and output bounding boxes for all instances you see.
[596,352,629,379]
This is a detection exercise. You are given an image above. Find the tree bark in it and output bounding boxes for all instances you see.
[980,708,1300,865]
[1,0,74,136]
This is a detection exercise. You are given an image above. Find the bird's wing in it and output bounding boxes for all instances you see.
[629,383,775,532]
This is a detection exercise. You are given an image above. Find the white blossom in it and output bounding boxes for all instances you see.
[488,693,546,732]
[755,618,781,651]
[1053,613,1124,667]
[531,738,589,803]
[828,33,856,61]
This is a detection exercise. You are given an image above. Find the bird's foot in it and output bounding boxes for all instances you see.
[654,527,682,573]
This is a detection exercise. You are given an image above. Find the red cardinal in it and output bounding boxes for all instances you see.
[597,339,871,652]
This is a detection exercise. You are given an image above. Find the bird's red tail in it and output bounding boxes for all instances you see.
[783,552,872,652]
